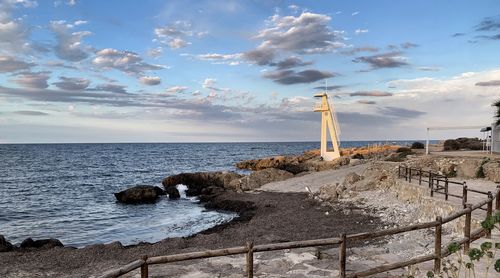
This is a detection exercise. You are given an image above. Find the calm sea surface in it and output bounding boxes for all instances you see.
[0,141,421,247]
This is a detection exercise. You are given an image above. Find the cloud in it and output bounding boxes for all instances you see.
[202,78,224,91]
[400,42,418,49]
[475,80,500,86]
[354,29,369,35]
[476,34,500,40]
[92,48,165,76]
[340,46,379,56]
[254,12,346,54]
[147,47,163,58]
[13,110,49,116]
[269,56,312,70]
[0,55,34,72]
[313,85,344,91]
[351,11,359,16]
[92,83,127,94]
[417,66,441,71]
[0,0,35,54]
[195,53,242,65]
[475,16,500,31]
[165,86,188,94]
[263,69,336,85]
[50,20,92,61]
[154,21,193,49]
[242,48,276,65]
[452,32,465,37]
[357,100,376,105]
[353,51,409,70]
[379,106,426,118]
[139,76,161,86]
[350,91,393,97]
[53,76,90,90]
[11,71,50,89]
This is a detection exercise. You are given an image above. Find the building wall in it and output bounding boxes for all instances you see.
[493,124,500,154]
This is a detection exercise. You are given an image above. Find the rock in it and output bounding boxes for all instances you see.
[483,161,500,182]
[165,186,181,199]
[20,238,63,249]
[162,172,242,196]
[351,153,364,159]
[0,235,13,252]
[318,183,340,202]
[227,168,294,191]
[456,159,482,178]
[343,172,362,186]
[114,185,165,204]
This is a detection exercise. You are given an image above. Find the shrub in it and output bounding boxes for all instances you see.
[352,153,364,159]
[396,147,412,153]
[443,139,460,151]
[411,142,425,149]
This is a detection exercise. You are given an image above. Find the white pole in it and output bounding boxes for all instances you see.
[425,128,430,155]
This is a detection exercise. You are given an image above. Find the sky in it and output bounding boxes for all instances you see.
[0,0,500,143]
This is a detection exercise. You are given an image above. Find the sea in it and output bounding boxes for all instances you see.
[0,141,424,247]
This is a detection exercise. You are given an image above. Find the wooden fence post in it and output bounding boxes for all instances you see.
[409,168,412,183]
[140,255,148,278]
[444,177,449,201]
[434,216,442,273]
[339,233,346,278]
[430,176,434,197]
[419,169,422,185]
[428,172,432,188]
[405,167,408,181]
[486,192,493,239]
[246,241,254,278]
[464,204,472,253]
[462,183,467,209]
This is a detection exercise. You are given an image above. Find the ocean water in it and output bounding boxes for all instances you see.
[0,141,420,247]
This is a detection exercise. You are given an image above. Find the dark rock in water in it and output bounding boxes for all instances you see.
[0,235,14,252]
[20,238,63,249]
[165,186,180,199]
[162,172,242,196]
[114,185,165,204]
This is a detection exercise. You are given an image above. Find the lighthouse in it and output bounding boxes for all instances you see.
[313,92,341,161]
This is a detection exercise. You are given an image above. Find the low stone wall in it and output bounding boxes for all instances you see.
[386,179,476,235]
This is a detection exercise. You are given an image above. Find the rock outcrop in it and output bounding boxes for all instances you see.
[236,153,350,175]
[227,168,294,191]
[162,172,242,196]
[20,238,63,249]
[164,186,181,199]
[483,161,500,182]
[0,235,13,252]
[114,185,165,204]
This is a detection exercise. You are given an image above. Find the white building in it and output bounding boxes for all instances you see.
[492,123,500,154]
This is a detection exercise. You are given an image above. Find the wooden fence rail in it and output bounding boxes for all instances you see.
[99,166,500,278]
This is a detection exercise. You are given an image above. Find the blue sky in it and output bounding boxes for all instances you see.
[0,0,499,143]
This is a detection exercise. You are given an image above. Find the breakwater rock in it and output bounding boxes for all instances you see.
[162,172,243,196]
[114,185,165,204]
[236,152,350,174]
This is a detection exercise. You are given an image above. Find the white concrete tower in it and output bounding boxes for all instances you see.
[314,92,341,161]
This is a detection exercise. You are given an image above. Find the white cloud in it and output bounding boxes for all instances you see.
[50,20,92,61]
[92,48,166,76]
[139,76,161,86]
[11,71,50,89]
[154,21,194,49]
[166,85,188,94]
[352,11,359,16]
[354,29,369,35]
[0,55,34,72]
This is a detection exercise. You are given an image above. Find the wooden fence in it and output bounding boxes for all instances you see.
[100,167,500,278]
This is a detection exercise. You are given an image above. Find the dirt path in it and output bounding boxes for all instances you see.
[259,163,369,193]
